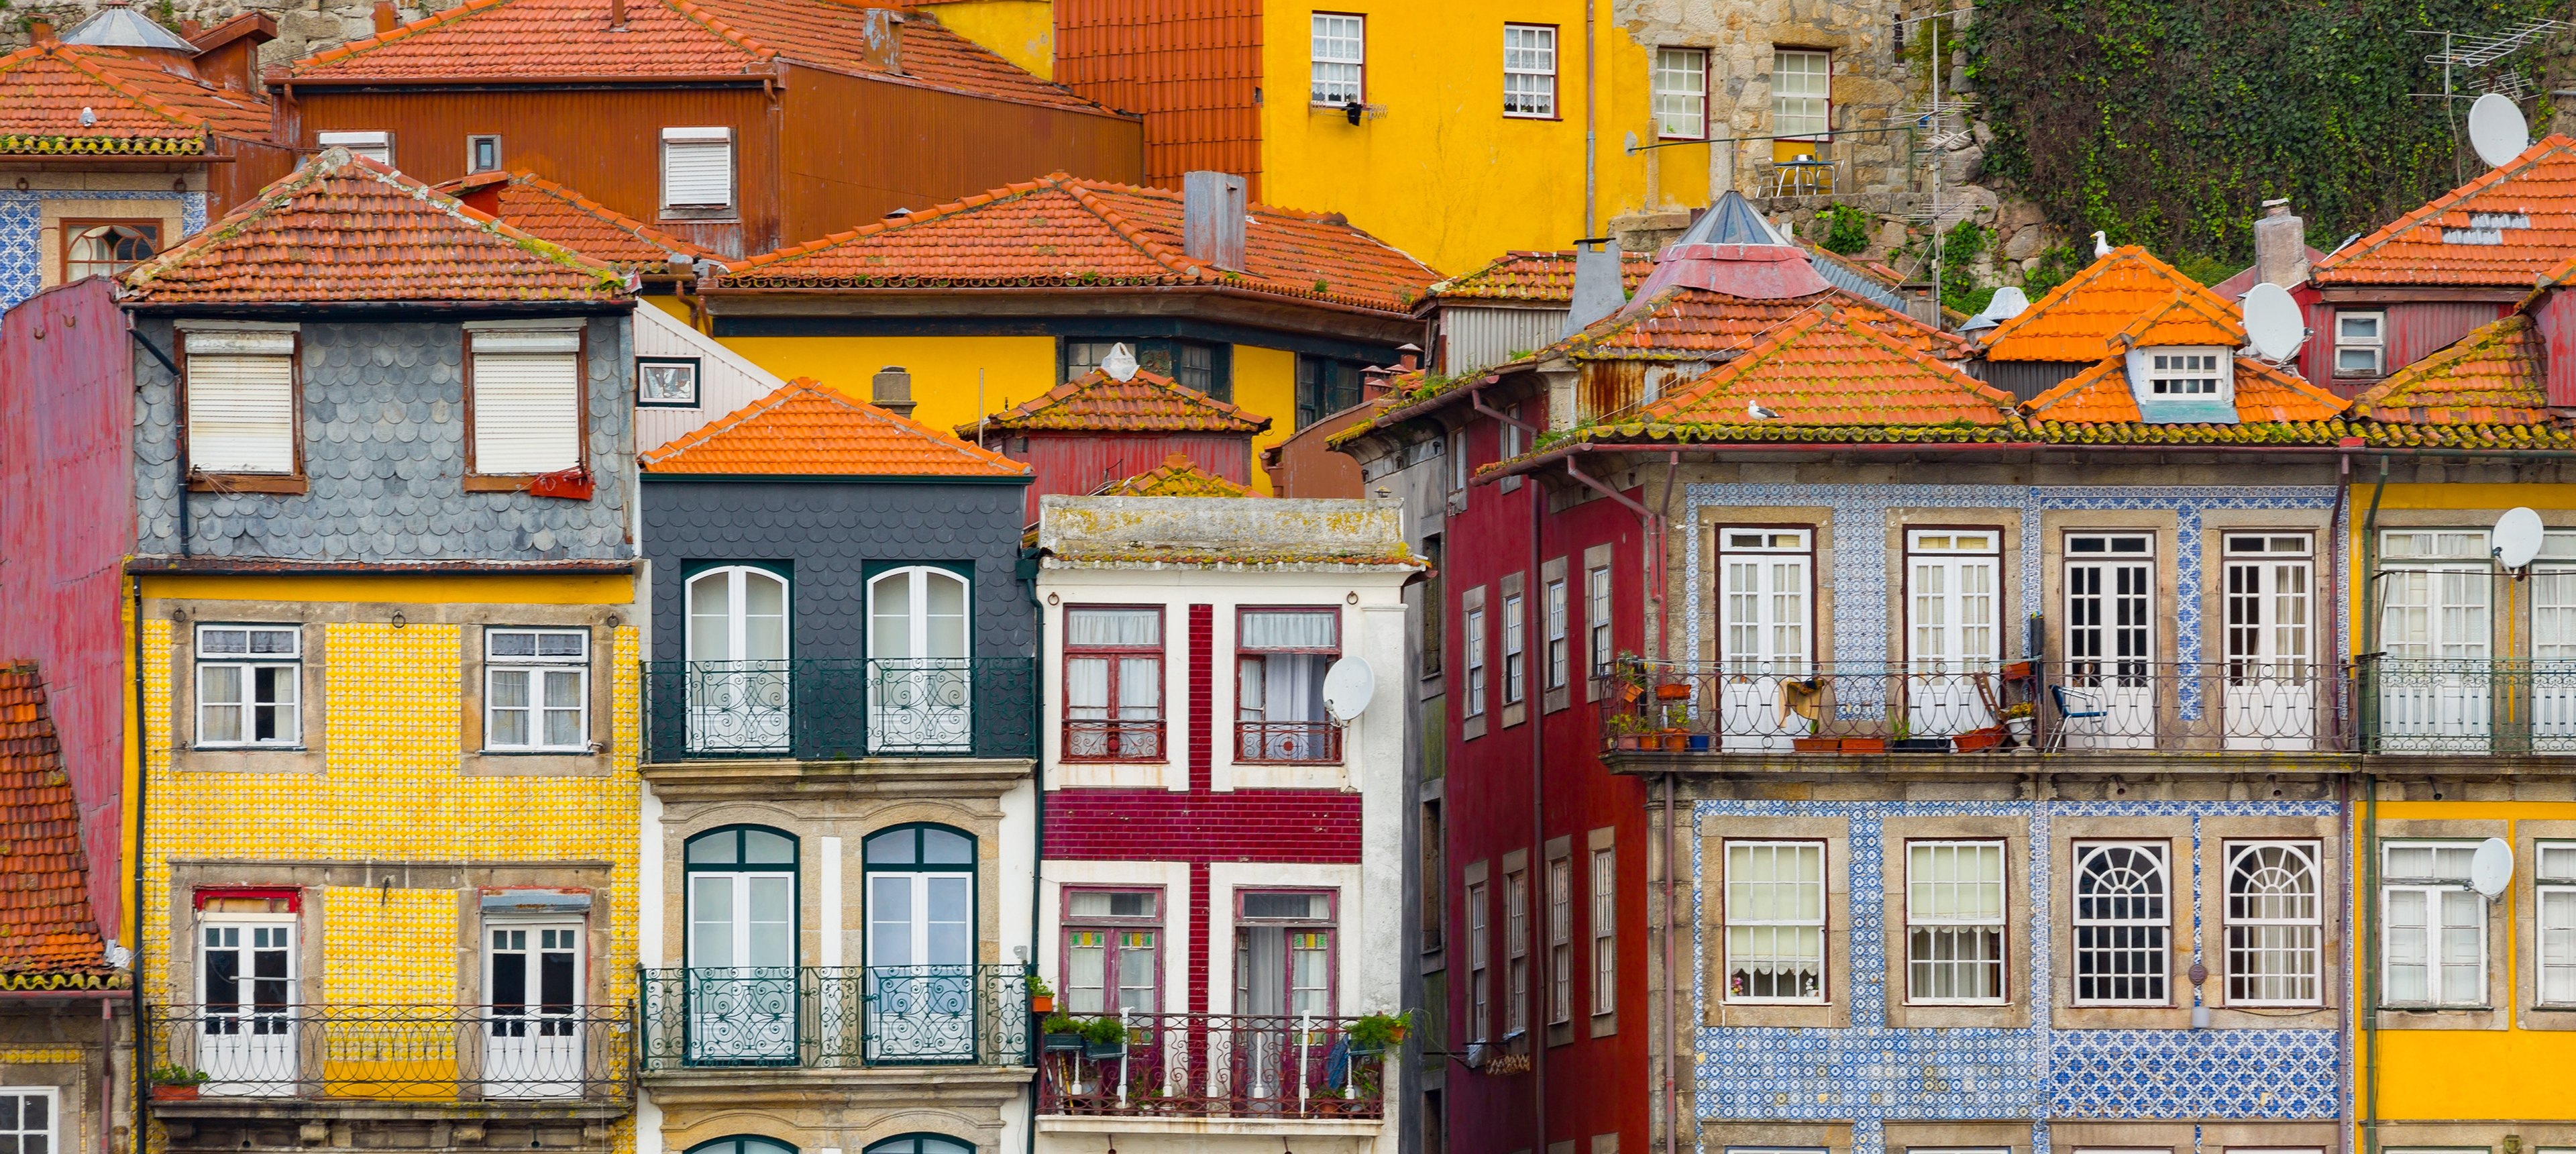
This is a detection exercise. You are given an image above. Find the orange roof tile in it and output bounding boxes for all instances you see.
[0,665,119,982]
[286,0,1110,113]
[1980,246,2239,362]
[1096,453,1263,497]
[1633,304,2019,431]
[0,42,267,153]
[1563,286,1968,362]
[120,148,631,305]
[2114,290,2246,348]
[2022,355,2347,425]
[2349,313,2553,425]
[970,366,1273,435]
[438,169,712,272]
[2314,135,2576,287]
[1426,249,1655,303]
[643,378,1030,475]
[713,172,1440,315]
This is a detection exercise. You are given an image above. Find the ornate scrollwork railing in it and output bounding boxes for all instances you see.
[1036,1012,1384,1119]
[636,966,1031,1070]
[643,658,1037,762]
[143,1004,631,1102]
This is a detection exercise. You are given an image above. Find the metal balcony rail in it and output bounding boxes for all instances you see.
[637,965,1031,1070]
[1036,1012,1384,1120]
[143,1004,631,1102]
[642,658,1036,762]
[1601,661,2353,753]
[1234,721,1342,764]
[2358,655,2576,754]
[1061,717,1165,762]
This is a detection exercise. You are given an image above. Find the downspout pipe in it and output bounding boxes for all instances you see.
[1529,462,1548,1154]
[127,578,147,1154]
[1663,770,1679,1154]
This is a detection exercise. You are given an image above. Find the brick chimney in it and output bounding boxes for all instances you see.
[871,366,917,417]
[1182,170,1247,271]
[372,1,396,34]
[26,16,54,42]
[2253,198,2309,288]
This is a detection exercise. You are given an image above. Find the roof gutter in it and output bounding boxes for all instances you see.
[1472,438,2576,485]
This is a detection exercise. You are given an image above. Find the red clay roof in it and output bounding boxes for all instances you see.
[2114,291,2246,349]
[284,0,1110,113]
[2313,135,2576,287]
[121,148,631,305]
[1979,246,2238,362]
[1562,286,1968,362]
[1632,303,2020,434]
[1096,452,1263,497]
[2022,355,2348,425]
[439,169,712,272]
[2349,313,2553,425]
[969,366,1273,435]
[643,377,1030,476]
[0,665,120,984]
[0,42,268,153]
[1427,249,1655,303]
[712,172,1441,315]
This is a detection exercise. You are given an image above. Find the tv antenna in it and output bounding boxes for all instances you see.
[1898,4,1983,327]
[2410,21,2565,180]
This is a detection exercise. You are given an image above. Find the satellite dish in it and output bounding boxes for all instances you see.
[2469,93,2530,168]
[1980,286,2031,321]
[2241,282,2304,362]
[1322,657,1376,725]
[2496,506,2546,568]
[2470,837,2514,900]
[1101,343,1139,382]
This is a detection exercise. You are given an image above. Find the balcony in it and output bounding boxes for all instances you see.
[637,965,1030,1070]
[1036,1013,1383,1122]
[2359,655,2576,755]
[1601,662,2355,755]
[1234,721,1341,764]
[143,1003,631,1103]
[643,658,1036,762]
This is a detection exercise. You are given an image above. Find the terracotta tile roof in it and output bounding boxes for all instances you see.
[0,42,267,154]
[2313,135,2576,287]
[2021,354,2349,431]
[285,0,1110,113]
[2349,313,2553,425]
[438,169,712,272]
[643,377,1029,475]
[1979,246,2238,362]
[1619,303,2021,439]
[969,366,1273,435]
[1095,453,1262,497]
[1426,249,1655,303]
[120,148,631,305]
[0,665,119,983]
[1562,286,1968,362]
[2114,290,2246,348]
[712,172,1441,315]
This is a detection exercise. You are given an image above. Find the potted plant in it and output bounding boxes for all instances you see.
[2002,701,2036,747]
[1026,972,1056,1014]
[1886,710,1949,753]
[1041,1013,1085,1053]
[1604,713,1647,751]
[1611,652,1649,704]
[1654,680,1693,701]
[1079,1014,1127,1061]
[149,1063,207,1102]
[1838,735,1886,754]
[1953,725,2006,752]
[1345,1009,1413,1057]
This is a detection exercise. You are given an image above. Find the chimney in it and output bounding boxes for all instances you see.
[857,7,903,73]
[26,16,53,42]
[609,0,624,28]
[1181,170,1247,270]
[871,366,917,417]
[1360,364,1397,401]
[1396,343,1421,370]
[2253,198,2309,288]
[1560,236,1625,337]
[372,1,396,34]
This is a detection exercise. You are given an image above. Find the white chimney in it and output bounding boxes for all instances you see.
[2253,198,2308,288]
[1182,170,1247,270]
[1562,237,1625,337]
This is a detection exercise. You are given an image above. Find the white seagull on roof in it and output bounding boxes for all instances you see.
[2092,231,2112,257]
[1747,401,1782,421]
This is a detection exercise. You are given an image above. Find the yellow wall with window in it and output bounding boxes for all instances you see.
[2344,482,2576,645]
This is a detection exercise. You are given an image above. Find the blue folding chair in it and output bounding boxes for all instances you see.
[2045,683,2108,753]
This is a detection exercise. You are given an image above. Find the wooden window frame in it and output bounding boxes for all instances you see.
[2069,839,2172,1007]
[1062,604,1167,763]
[1501,23,1560,120]
[180,328,307,494]
[1770,48,1831,142]
[1235,606,1343,764]
[463,326,590,490]
[467,134,502,174]
[1309,11,1366,107]
[1722,838,1829,1006]
[1061,885,1165,1016]
[1903,837,2010,1006]
[60,217,162,282]
[1235,888,1339,1018]
[1652,46,1711,140]
[2223,839,2324,1008]
[659,127,739,221]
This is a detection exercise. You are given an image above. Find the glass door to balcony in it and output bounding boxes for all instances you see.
[1235,891,1335,1106]
[484,923,581,1098]
[2224,535,2315,751]
[869,567,971,754]
[200,920,296,1097]
[686,566,790,754]
[1716,530,1811,751]
[2378,531,2492,752]
[2064,534,2155,748]
[686,827,798,1065]
[1908,531,1998,738]
[2535,539,2576,751]
[864,825,975,1063]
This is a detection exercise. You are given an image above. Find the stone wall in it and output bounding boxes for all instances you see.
[7,0,457,66]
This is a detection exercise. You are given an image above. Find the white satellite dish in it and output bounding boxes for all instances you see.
[1322,657,1376,725]
[2470,837,2515,900]
[1980,286,2031,321]
[2241,282,2304,362]
[2469,92,2530,168]
[2496,506,2546,568]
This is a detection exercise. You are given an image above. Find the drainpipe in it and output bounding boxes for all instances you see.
[1663,770,1679,1154]
[1026,548,1044,1154]
[1529,455,1548,1154]
[2362,770,2380,1154]
[127,577,147,1154]
[2337,771,2352,1154]
[1582,0,1597,237]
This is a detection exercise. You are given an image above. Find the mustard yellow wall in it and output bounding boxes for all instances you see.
[1257,0,1673,275]
[2345,482,2576,649]
[643,295,694,323]
[1234,344,1296,490]
[916,0,1055,79]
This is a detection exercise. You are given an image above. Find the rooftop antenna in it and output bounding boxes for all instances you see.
[2411,20,2565,180]
[1898,5,1980,326]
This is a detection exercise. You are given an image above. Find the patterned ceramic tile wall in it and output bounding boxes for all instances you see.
[1690,799,2342,1154]
[0,191,205,307]
[320,886,458,1004]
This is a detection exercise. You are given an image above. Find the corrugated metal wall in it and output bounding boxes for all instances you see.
[635,303,788,454]
[2539,291,2576,407]
[1972,359,2086,402]
[1444,306,1567,376]
[1004,431,1250,521]
[1053,0,1262,193]
[2302,298,2508,397]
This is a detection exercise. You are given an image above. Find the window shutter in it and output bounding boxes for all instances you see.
[184,331,296,474]
[472,331,583,474]
[662,131,733,209]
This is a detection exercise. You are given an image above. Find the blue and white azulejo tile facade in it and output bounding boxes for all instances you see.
[0,189,206,308]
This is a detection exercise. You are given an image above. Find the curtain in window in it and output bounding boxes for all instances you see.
[1069,609,1160,647]
[1241,611,1336,649]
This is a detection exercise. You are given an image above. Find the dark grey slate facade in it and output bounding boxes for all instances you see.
[130,315,635,562]
[641,478,1036,660]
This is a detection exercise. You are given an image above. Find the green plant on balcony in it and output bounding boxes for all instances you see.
[1025,972,1055,1013]
[1076,1014,1127,1060]
[149,1063,207,1087]
[1346,1009,1413,1056]
[1040,1012,1085,1052]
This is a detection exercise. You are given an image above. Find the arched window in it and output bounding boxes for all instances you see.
[2225,841,2320,1006]
[2070,842,2167,1006]
[860,1136,971,1154]
[867,566,971,753]
[686,1137,798,1154]
[861,824,977,1062]
[682,827,798,1063]
[64,221,158,280]
[684,565,790,753]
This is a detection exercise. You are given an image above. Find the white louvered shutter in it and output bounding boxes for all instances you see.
[317,130,392,166]
[184,331,296,474]
[472,331,583,474]
[661,128,734,210]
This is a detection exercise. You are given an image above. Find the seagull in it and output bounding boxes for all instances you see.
[1747,401,1781,421]
[2092,230,2112,257]
[78,106,96,127]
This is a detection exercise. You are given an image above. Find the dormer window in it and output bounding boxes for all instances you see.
[2148,352,2222,395]
[2124,346,2235,424]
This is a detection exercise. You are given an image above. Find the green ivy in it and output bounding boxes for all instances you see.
[2021,244,2086,298]
[1969,0,2559,264]
[1937,220,1997,315]
[1819,204,1874,255]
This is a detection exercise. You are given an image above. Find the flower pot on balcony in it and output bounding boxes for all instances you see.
[1792,737,1839,753]
[1839,737,1885,754]
[1083,1040,1126,1061]
[1613,735,1644,751]
[2005,717,2035,746]
[150,1086,199,1102]
[1890,737,1952,753]
[1030,994,1055,1014]
[1043,1033,1084,1053]
[1686,734,1711,752]
[1659,731,1689,751]
[2002,661,2034,681]
[1953,727,2006,753]
[1654,682,1693,700]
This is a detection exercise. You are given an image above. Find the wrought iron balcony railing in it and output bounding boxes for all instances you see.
[143,1004,631,1102]
[1036,1012,1384,1120]
[643,658,1036,762]
[1601,661,2354,754]
[1234,721,1342,764]
[2359,655,2576,754]
[637,965,1031,1070]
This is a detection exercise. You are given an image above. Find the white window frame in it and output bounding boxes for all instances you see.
[195,624,302,749]
[2540,843,2576,1007]
[2224,839,2323,1006]
[1652,46,1709,140]
[1502,592,1526,705]
[1771,50,1830,140]
[2381,841,2487,1008]
[1503,24,1557,118]
[317,129,390,164]
[484,919,585,1018]
[1587,566,1613,680]
[1310,13,1364,106]
[1546,855,1572,1025]
[2147,350,2226,395]
[1544,577,1569,690]
[468,327,584,476]
[182,328,298,476]
[2070,841,2169,1006]
[483,628,590,753]
[0,1088,58,1154]
[1504,868,1529,1035]
[1589,846,1615,1015]
[1905,839,2008,1005]
[468,134,502,174]
[1464,602,1488,718]
[660,126,737,215]
[2334,311,2386,378]
[1723,840,1827,1006]
[1466,880,1489,1042]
